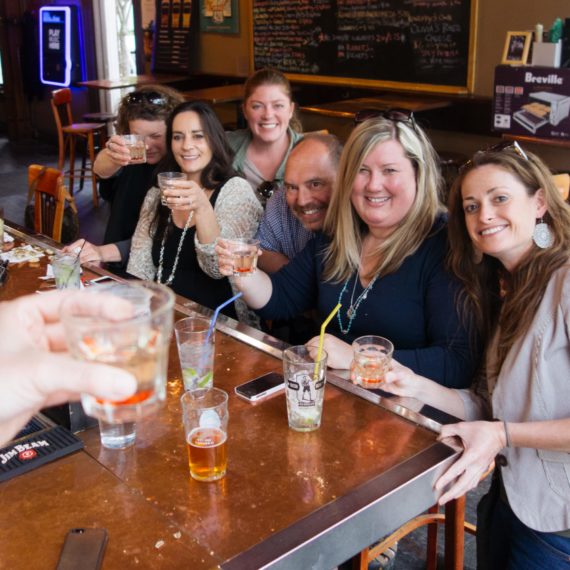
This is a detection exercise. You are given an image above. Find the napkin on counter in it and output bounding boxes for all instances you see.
[3,232,14,243]
[1,244,45,264]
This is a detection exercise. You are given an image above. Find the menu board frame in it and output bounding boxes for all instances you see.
[250,0,479,95]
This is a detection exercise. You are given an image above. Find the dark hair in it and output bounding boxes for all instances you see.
[151,101,239,236]
[115,84,184,134]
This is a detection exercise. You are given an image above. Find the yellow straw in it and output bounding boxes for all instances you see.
[314,303,341,379]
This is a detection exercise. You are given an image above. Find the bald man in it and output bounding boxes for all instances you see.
[256,133,342,273]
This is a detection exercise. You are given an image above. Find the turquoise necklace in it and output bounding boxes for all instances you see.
[337,271,379,335]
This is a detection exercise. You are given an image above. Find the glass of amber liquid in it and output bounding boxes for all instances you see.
[226,238,260,277]
[62,281,174,423]
[121,134,146,164]
[350,336,394,388]
[181,388,228,482]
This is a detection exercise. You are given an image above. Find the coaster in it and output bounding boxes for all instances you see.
[0,418,84,482]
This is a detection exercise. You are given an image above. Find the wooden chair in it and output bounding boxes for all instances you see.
[352,466,493,570]
[28,165,75,243]
[50,88,106,207]
[351,495,474,570]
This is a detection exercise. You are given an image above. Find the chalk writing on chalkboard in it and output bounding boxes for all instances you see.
[252,0,476,93]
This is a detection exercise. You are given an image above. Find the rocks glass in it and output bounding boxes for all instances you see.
[62,281,175,423]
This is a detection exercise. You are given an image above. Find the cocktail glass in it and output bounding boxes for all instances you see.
[62,281,175,423]
[350,336,394,388]
[158,172,186,206]
[174,316,214,392]
[225,238,260,277]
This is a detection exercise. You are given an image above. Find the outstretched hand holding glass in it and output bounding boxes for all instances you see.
[0,291,138,445]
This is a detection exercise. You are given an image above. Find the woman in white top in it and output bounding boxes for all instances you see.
[127,101,262,323]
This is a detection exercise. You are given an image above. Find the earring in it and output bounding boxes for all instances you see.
[533,218,554,249]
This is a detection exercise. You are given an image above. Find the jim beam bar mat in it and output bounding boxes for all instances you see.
[0,416,83,482]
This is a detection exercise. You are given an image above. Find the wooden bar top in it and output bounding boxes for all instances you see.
[78,74,186,90]
[0,225,458,568]
[301,95,452,119]
[182,84,245,105]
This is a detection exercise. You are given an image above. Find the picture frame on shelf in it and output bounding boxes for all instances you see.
[502,31,533,65]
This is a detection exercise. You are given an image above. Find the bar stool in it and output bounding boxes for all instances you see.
[83,111,117,136]
[50,88,106,207]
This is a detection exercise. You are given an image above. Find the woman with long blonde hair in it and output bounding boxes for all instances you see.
[216,113,477,388]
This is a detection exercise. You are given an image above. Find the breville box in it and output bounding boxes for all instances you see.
[493,65,570,140]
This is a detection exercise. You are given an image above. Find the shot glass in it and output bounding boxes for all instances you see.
[283,346,327,432]
[175,316,214,392]
[121,134,146,164]
[98,420,136,449]
[62,281,175,423]
[181,388,229,482]
[225,238,260,277]
[158,172,186,206]
[52,252,81,290]
[350,336,394,388]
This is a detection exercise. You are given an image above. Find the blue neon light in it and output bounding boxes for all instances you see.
[39,6,71,87]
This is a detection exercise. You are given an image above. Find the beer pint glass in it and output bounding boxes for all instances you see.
[181,388,228,482]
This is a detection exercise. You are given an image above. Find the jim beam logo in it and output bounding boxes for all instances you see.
[0,440,49,465]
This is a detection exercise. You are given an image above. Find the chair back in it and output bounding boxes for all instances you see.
[50,88,74,156]
[28,165,66,242]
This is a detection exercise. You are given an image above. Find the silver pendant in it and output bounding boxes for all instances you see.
[347,307,353,318]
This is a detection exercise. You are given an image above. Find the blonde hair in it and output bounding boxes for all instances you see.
[243,68,302,132]
[447,148,570,376]
[323,117,444,282]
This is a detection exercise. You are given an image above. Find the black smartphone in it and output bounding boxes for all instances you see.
[56,528,108,570]
[235,372,285,403]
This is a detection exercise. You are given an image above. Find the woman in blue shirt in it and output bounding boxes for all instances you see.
[217,113,477,388]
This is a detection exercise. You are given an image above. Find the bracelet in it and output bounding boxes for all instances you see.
[503,420,511,448]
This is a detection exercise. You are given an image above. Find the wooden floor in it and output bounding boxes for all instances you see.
[0,135,488,569]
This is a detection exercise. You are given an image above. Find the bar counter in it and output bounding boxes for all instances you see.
[0,225,460,569]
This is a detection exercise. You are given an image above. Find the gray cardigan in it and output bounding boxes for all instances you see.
[458,264,570,532]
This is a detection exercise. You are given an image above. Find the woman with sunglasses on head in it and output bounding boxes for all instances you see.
[126,101,262,323]
[382,143,570,568]
[65,85,184,266]
[217,113,478,388]
[228,68,303,206]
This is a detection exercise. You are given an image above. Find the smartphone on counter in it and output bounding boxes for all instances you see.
[234,372,285,403]
[56,528,108,570]
[85,275,118,286]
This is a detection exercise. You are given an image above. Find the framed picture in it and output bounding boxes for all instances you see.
[199,0,239,34]
[501,31,533,65]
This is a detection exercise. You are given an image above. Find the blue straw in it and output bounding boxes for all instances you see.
[206,291,243,341]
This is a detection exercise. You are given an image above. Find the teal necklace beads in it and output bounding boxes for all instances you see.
[337,271,379,335]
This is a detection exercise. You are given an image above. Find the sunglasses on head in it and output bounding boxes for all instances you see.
[257,180,280,200]
[125,91,167,106]
[460,140,529,172]
[354,108,417,130]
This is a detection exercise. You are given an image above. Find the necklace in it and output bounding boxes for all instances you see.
[156,212,194,286]
[337,271,379,335]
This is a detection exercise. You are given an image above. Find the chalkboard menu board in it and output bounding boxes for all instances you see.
[252,0,477,94]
